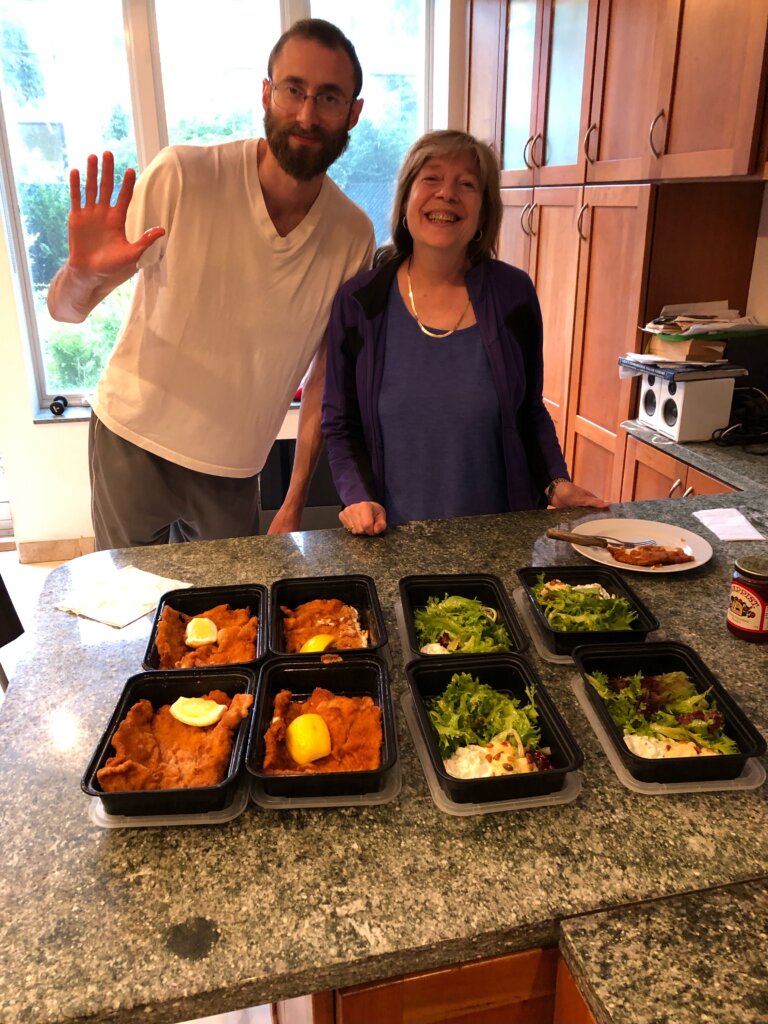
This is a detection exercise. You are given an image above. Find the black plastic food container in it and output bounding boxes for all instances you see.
[516,565,659,655]
[142,584,268,671]
[81,666,257,816]
[399,574,528,658]
[404,654,583,803]
[245,655,397,798]
[571,641,766,783]
[269,575,387,656]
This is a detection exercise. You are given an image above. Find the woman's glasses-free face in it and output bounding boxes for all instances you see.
[269,80,352,122]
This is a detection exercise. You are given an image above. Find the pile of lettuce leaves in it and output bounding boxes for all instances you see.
[587,669,737,754]
[426,672,541,758]
[414,594,510,652]
[532,575,637,632]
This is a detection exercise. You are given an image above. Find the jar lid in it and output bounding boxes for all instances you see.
[735,556,768,580]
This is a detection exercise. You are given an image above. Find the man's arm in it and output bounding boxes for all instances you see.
[267,339,328,534]
[47,151,164,323]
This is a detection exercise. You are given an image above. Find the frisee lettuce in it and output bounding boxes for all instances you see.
[414,594,510,653]
[426,672,541,759]
[532,574,637,632]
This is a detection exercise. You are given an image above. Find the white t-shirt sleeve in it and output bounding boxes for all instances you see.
[127,147,182,270]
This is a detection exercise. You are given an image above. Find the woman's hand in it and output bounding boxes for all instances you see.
[550,481,610,509]
[339,501,388,535]
[68,151,165,277]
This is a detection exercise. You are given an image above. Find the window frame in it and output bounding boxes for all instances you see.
[0,0,467,414]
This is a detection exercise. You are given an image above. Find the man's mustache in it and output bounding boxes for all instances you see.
[284,123,328,141]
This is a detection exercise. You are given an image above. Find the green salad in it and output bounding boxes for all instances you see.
[426,672,541,759]
[532,575,637,632]
[414,594,511,653]
[586,669,737,754]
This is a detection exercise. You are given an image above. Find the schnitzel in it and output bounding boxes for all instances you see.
[155,603,258,668]
[97,689,253,791]
[281,599,368,653]
[608,545,694,567]
[262,687,382,774]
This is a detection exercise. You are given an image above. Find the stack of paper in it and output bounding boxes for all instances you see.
[641,301,765,337]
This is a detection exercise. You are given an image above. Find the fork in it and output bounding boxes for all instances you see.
[546,528,657,549]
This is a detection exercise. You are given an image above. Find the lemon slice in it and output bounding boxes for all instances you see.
[299,633,337,653]
[185,616,218,648]
[285,713,332,765]
[169,697,226,727]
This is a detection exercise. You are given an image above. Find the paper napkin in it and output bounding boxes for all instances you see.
[692,508,765,542]
[56,565,192,628]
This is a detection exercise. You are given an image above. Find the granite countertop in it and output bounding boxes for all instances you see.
[1,490,767,1024]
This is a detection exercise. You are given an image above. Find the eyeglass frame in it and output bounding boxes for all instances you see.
[268,79,355,122]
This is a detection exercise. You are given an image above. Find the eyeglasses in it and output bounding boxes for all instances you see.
[269,80,352,122]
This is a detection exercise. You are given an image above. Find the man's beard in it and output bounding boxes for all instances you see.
[264,107,350,182]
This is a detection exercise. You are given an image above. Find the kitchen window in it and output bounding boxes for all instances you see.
[0,0,464,412]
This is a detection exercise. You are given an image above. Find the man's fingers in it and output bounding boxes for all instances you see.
[97,151,115,205]
[114,167,137,215]
[84,154,99,206]
[69,168,81,211]
[133,226,165,258]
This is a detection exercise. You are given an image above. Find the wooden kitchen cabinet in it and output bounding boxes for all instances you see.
[553,958,598,1024]
[621,435,737,502]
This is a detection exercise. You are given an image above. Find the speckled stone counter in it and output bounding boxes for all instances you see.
[1,492,767,1024]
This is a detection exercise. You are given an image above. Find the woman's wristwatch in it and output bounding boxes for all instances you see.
[544,477,570,501]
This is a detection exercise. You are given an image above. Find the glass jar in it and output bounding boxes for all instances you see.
[726,556,768,643]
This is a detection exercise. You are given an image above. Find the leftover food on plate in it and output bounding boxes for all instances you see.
[261,687,382,774]
[156,603,258,668]
[586,670,738,758]
[414,595,510,654]
[281,600,368,653]
[96,690,253,792]
[427,672,553,778]
[531,575,637,632]
[607,545,694,567]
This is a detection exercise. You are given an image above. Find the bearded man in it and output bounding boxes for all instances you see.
[47,19,373,549]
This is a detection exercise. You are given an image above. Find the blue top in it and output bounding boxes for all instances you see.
[378,286,509,524]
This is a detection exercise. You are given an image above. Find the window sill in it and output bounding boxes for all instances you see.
[33,406,91,425]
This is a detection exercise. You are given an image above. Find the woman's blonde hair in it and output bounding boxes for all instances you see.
[376,130,502,266]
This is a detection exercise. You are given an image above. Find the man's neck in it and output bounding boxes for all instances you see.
[257,139,325,237]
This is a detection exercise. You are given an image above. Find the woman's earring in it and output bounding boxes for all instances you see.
[473,227,483,242]
[402,215,409,232]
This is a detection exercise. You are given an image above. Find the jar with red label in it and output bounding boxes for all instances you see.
[726,556,768,643]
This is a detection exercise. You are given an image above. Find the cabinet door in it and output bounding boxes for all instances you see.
[585,0,665,182]
[683,465,737,498]
[621,436,687,501]
[565,184,653,502]
[499,187,534,272]
[528,185,583,447]
[500,0,542,186]
[651,0,768,178]
[467,0,507,153]
[533,0,598,185]
[553,959,597,1024]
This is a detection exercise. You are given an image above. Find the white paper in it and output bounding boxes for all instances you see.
[56,565,192,628]
[692,508,765,542]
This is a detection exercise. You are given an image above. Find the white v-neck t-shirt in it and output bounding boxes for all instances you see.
[91,139,374,477]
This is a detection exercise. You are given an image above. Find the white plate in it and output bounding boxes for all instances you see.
[567,518,713,574]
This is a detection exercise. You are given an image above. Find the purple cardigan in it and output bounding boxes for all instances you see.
[321,257,569,513]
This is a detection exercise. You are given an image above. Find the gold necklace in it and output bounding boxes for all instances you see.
[406,257,471,338]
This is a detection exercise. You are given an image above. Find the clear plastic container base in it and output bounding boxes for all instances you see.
[250,760,402,810]
[401,693,582,817]
[88,774,251,829]
[570,675,766,795]
[512,588,575,665]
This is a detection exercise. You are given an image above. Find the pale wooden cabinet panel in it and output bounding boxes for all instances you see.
[621,436,738,502]
[499,187,534,272]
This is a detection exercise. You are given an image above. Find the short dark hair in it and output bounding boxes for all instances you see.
[267,19,363,99]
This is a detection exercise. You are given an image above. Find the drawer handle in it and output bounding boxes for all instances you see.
[531,132,543,168]
[577,203,588,242]
[649,109,665,159]
[523,135,535,170]
[668,477,682,498]
[528,202,538,237]
[682,485,694,498]
[520,202,532,236]
[583,122,597,164]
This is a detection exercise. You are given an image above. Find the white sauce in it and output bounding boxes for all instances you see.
[443,736,534,778]
[624,733,718,759]
[420,643,450,655]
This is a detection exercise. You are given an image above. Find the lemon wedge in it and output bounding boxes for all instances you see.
[299,633,336,653]
[285,713,332,765]
[185,616,218,648]
[169,696,226,727]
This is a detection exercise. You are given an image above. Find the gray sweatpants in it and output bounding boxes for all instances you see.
[88,415,261,550]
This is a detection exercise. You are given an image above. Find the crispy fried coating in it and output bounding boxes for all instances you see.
[280,599,368,653]
[96,690,253,792]
[608,545,695,567]
[262,687,382,775]
[155,603,258,669]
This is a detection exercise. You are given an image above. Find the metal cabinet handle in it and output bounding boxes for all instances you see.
[576,203,588,242]
[523,135,535,170]
[583,123,597,164]
[530,132,543,168]
[520,202,532,236]
[649,109,665,159]
[682,485,694,498]
[668,477,682,498]
[527,202,538,237]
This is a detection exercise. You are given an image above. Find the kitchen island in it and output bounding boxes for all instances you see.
[1,485,767,1024]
